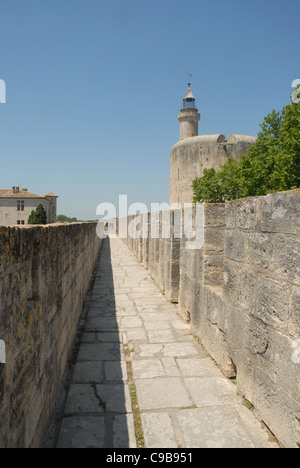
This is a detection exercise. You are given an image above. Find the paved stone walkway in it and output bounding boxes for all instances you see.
[51,237,278,448]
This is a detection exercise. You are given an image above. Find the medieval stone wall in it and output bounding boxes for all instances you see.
[0,223,102,447]
[122,189,300,448]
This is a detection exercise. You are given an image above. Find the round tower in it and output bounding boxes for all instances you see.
[178,83,200,140]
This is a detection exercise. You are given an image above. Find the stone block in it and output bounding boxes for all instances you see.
[113,413,136,448]
[226,304,247,347]
[224,262,238,303]
[141,412,177,448]
[255,276,289,329]
[95,383,132,413]
[203,253,224,287]
[205,286,226,333]
[225,200,236,229]
[184,377,241,407]
[178,271,192,318]
[235,197,261,231]
[204,203,226,227]
[193,312,236,379]
[289,286,300,337]
[176,357,223,378]
[236,269,257,312]
[77,343,122,362]
[261,190,300,234]
[244,315,274,363]
[132,360,165,379]
[274,331,300,397]
[135,377,193,410]
[64,384,104,415]
[224,263,256,312]
[253,367,300,448]
[275,234,300,286]
[204,227,225,252]
[177,407,255,448]
[181,249,194,276]
[73,362,104,384]
[57,416,106,448]
[225,230,247,263]
[148,329,176,343]
[104,361,128,382]
[247,233,275,269]
[190,281,207,332]
[234,355,255,403]
[163,342,200,358]
[165,280,179,303]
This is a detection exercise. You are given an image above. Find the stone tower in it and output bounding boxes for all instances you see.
[178,83,200,140]
[170,84,257,205]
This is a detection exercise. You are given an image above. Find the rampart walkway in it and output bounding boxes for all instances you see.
[49,237,278,448]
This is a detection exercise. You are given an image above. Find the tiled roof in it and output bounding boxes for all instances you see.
[0,189,48,199]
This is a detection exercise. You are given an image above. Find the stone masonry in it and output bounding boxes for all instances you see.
[1,190,299,447]
[49,237,278,448]
[122,189,300,448]
[0,223,102,447]
[169,134,257,206]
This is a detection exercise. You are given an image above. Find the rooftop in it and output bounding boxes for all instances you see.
[183,83,195,101]
[0,187,58,199]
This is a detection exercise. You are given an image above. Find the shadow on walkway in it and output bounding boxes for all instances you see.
[49,238,132,448]
[46,237,279,449]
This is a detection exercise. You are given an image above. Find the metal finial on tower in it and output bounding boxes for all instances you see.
[186,71,193,83]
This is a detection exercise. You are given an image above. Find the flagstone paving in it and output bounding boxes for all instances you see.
[50,237,279,449]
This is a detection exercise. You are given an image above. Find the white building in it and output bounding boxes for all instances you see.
[0,186,58,226]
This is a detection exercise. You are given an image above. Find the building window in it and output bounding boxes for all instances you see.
[17,200,24,211]
[17,220,25,225]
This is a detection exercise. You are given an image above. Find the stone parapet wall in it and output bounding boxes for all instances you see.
[222,191,300,448]
[121,189,300,448]
[0,223,102,447]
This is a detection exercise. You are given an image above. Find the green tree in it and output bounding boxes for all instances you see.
[56,214,78,223]
[27,210,37,224]
[193,98,300,203]
[56,214,69,222]
[27,204,47,224]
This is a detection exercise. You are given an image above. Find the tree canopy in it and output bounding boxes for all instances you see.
[27,204,47,225]
[192,97,300,203]
[56,214,78,223]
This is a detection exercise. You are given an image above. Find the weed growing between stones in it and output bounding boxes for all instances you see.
[124,344,145,448]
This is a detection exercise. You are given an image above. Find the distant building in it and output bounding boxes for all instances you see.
[0,186,58,226]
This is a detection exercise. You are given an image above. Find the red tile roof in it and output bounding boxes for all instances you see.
[0,189,57,199]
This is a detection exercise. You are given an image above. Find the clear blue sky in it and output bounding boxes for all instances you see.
[0,0,299,219]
